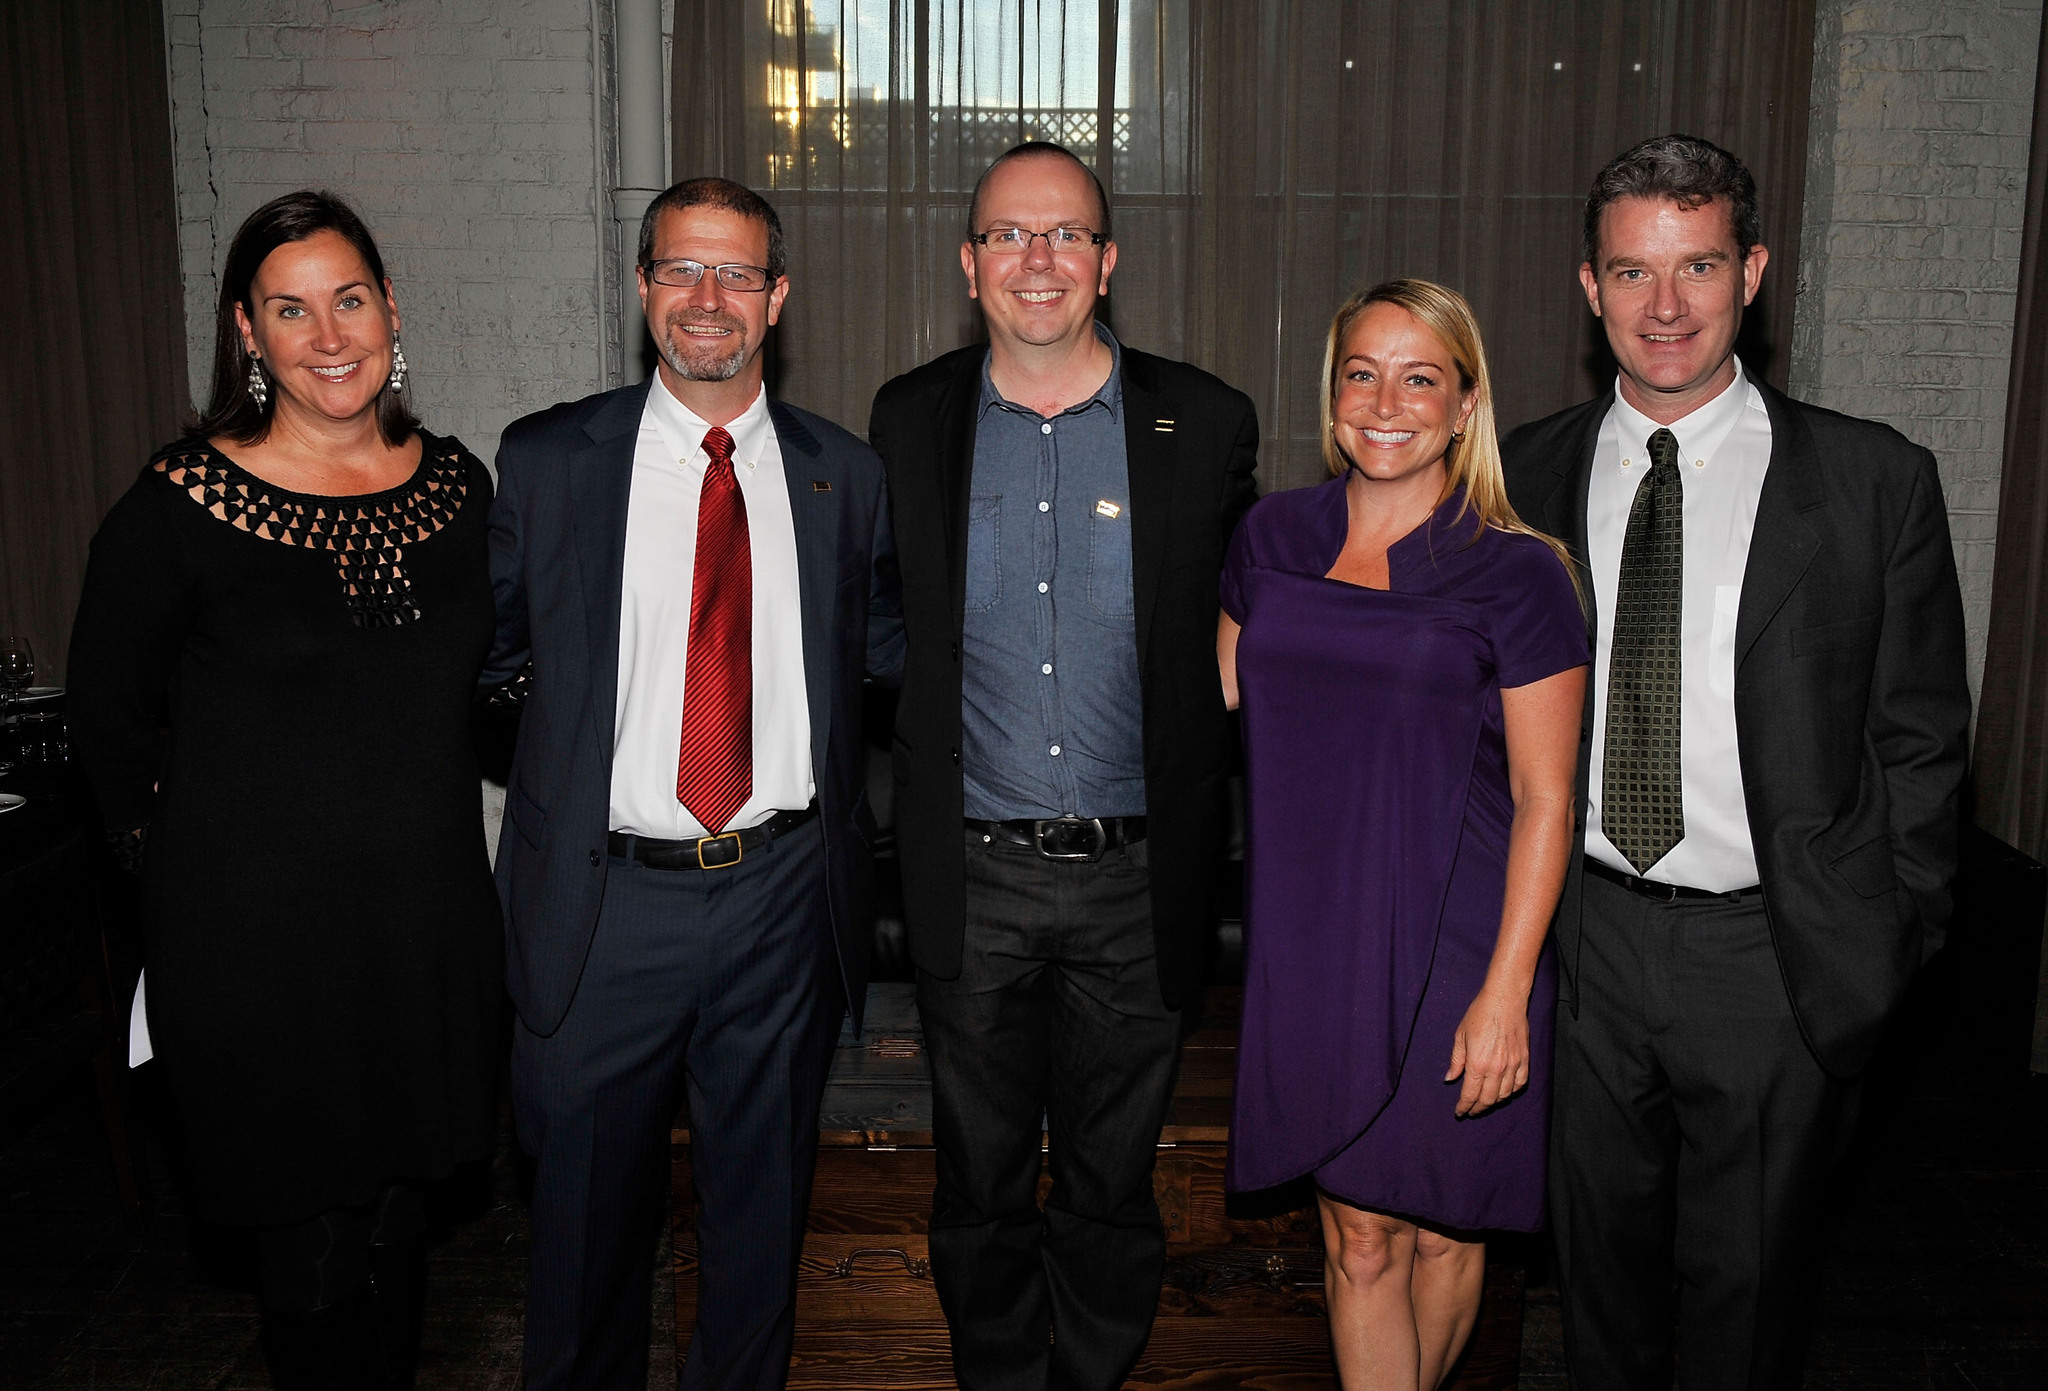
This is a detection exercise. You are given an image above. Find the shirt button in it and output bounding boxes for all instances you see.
[1038,501,1050,512]
[1040,422,1052,435]
[1041,663,1053,675]
[589,850,601,867]
[1049,745,1062,757]
[1037,581,1049,593]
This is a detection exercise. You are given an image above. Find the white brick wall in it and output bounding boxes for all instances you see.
[164,0,612,467]
[1792,0,2044,706]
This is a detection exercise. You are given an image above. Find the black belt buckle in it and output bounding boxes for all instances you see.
[1033,817,1108,862]
[695,831,744,870]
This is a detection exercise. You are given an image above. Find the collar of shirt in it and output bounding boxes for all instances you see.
[977,321,1125,423]
[643,371,774,472]
[1606,358,1758,479]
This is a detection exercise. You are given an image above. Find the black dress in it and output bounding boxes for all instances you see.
[68,434,504,1227]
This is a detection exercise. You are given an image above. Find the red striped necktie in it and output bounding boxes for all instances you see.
[675,425,752,833]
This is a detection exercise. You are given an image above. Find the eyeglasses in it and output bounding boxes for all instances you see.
[968,225,1109,256]
[642,259,775,292]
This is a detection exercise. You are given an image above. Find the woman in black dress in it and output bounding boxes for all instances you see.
[68,191,502,1390]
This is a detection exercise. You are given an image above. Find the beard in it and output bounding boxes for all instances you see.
[655,309,750,382]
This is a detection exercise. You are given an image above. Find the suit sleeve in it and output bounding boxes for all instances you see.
[1871,447,1971,959]
[866,465,906,686]
[1219,392,1260,543]
[480,436,533,693]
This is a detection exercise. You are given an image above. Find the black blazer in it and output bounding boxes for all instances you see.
[868,343,1259,1010]
[1502,375,1970,1076]
[482,380,903,1035]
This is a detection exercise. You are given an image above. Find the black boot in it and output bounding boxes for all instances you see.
[367,1237,427,1390]
[261,1283,384,1390]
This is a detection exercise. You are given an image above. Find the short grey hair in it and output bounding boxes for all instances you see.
[1583,133,1759,266]
[967,141,1112,241]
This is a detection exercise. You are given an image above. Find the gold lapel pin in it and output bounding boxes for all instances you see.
[1154,418,1175,432]
[1095,499,1122,519]
[812,480,832,492]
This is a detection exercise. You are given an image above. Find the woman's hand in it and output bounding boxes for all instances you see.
[1217,613,1242,711]
[1446,981,1532,1117]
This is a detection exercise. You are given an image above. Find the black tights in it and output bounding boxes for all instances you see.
[256,1182,425,1314]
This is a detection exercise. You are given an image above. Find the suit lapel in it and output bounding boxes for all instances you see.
[569,380,653,772]
[1120,351,1173,667]
[1735,385,1825,667]
[936,355,982,630]
[769,399,837,777]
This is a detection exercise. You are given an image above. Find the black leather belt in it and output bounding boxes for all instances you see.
[609,804,818,871]
[1583,856,1762,903]
[966,816,1147,862]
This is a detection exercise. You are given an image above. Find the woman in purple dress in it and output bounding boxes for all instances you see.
[1217,280,1588,1390]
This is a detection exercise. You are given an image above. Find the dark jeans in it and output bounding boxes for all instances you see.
[513,820,843,1391]
[1551,868,1857,1391]
[918,827,1182,1391]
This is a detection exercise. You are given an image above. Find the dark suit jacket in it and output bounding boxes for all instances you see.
[1502,375,1970,1077]
[482,380,903,1036]
[868,343,1259,1010]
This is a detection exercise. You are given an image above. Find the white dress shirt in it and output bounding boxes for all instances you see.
[609,377,812,838]
[1585,361,1772,890]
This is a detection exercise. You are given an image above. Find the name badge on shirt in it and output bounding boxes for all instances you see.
[1095,499,1122,520]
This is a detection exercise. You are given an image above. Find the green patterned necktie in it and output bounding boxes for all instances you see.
[1603,427,1685,873]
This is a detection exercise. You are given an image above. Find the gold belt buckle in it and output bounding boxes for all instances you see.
[694,831,744,870]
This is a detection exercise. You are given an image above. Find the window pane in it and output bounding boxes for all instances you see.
[748,1,1147,194]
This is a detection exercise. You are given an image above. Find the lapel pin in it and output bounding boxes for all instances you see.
[812,480,832,492]
[1095,499,1122,519]
[1154,418,1175,432]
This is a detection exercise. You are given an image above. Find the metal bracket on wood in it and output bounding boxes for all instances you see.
[830,1247,931,1279]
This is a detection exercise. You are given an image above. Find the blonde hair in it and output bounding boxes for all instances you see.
[1319,278,1578,584]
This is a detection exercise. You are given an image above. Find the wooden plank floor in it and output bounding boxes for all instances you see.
[3,958,2044,1387]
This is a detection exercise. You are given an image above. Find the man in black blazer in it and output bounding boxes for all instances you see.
[1502,135,1969,1388]
[483,178,900,1390]
[866,142,1257,1390]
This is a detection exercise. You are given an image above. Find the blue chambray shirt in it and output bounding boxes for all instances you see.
[961,323,1147,820]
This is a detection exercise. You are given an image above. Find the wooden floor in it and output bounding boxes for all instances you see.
[2,985,2043,1388]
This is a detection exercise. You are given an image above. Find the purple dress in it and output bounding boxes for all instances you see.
[1223,478,1588,1231]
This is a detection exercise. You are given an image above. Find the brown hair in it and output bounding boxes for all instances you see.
[638,177,787,280]
[1583,133,1759,267]
[194,190,417,448]
[1320,278,1577,583]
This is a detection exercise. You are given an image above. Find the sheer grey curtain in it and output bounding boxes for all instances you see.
[674,0,1813,491]
[1975,11,2048,863]
[1,0,188,681]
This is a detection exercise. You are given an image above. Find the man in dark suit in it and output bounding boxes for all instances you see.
[483,177,901,1391]
[866,141,1258,1391]
[1502,134,1970,1388]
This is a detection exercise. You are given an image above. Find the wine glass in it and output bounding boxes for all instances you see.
[0,636,32,703]
[0,636,28,777]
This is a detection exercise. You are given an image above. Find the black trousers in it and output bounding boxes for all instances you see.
[1551,868,1857,1390]
[918,828,1183,1391]
[513,819,843,1391]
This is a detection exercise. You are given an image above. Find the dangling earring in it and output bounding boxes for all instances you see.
[388,335,408,393]
[246,352,269,409]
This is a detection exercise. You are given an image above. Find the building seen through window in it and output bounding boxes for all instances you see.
[753,0,1183,196]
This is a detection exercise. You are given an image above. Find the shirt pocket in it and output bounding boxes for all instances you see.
[1088,498,1135,619]
[965,495,1002,614]
[1709,584,1740,699]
